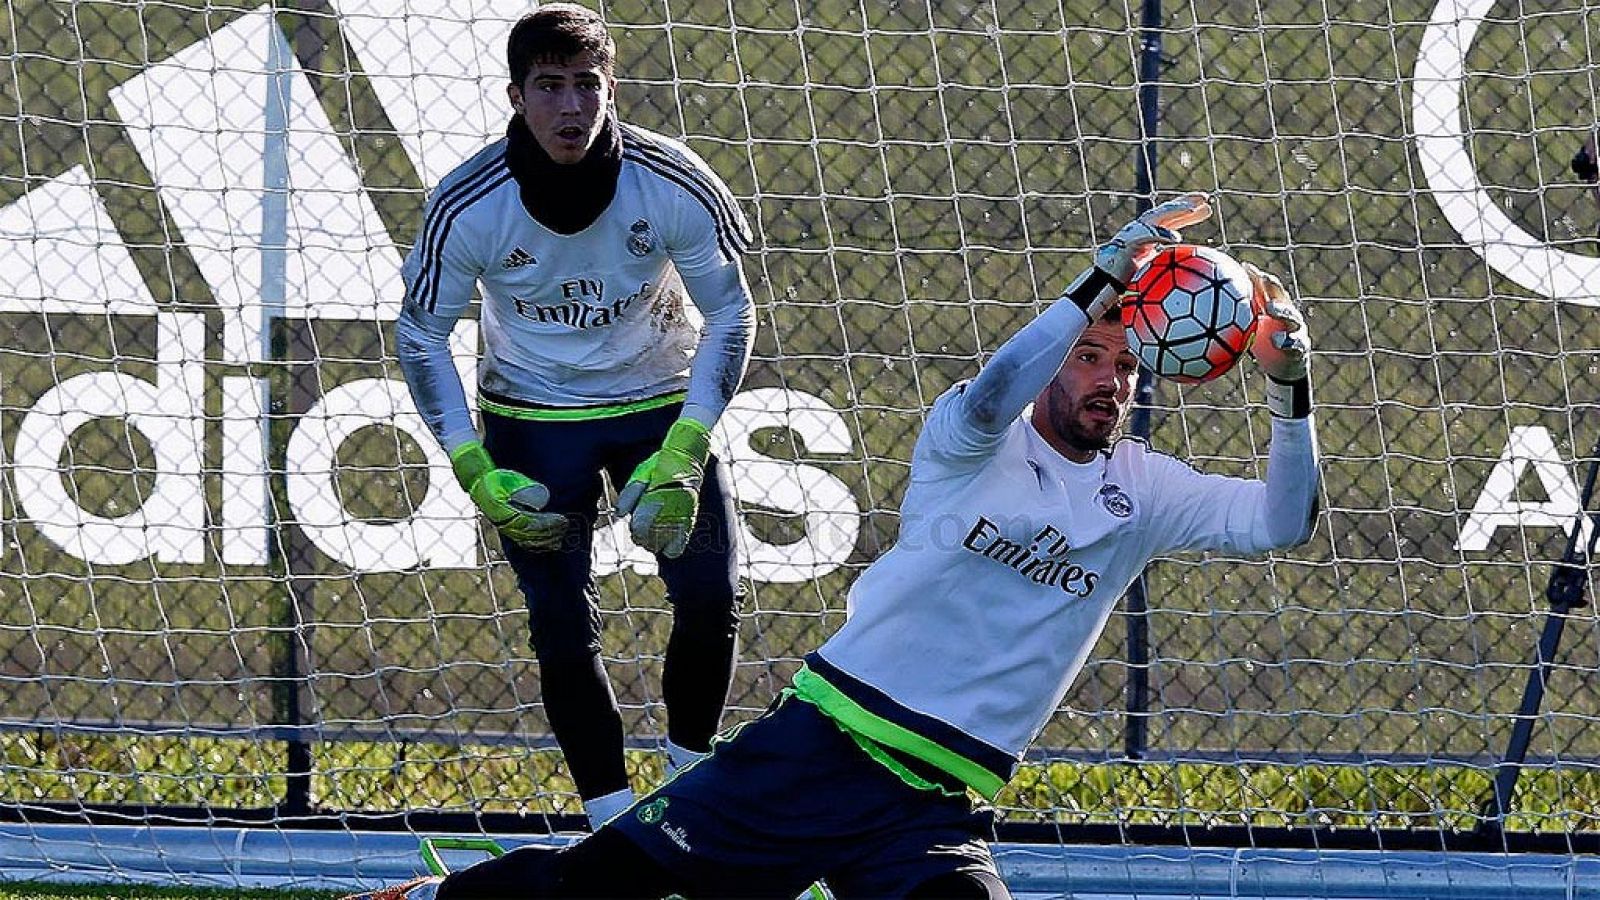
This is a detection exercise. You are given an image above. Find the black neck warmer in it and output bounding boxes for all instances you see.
[504,113,623,235]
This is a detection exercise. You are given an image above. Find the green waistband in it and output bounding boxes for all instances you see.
[791,665,1006,800]
[478,391,686,422]
[842,722,969,798]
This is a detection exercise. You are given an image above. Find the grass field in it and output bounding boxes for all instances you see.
[5,729,1598,834]
[1,0,1599,842]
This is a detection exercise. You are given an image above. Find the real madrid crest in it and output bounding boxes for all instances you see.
[628,218,656,257]
[1097,483,1132,518]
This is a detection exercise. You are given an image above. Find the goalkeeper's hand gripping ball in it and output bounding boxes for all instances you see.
[1064,192,1214,321]
[1245,264,1310,383]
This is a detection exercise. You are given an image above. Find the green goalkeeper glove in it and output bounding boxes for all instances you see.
[615,418,712,559]
[450,441,568,552]
[1061,192,1213,319]
[1245,263,1313,419]
[1245,264,1310,382]
[1098,192,1214,284]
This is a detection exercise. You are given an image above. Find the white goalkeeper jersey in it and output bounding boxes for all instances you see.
[398,123,751,446]
[801,386,1317,798]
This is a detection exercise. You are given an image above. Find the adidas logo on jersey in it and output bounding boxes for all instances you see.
[501,247,536,269]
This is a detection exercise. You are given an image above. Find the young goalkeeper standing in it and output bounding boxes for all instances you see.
[367,193,1319,899]
[395,4,755,831]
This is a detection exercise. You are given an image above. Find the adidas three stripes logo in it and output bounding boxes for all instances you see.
[501,247,536,269]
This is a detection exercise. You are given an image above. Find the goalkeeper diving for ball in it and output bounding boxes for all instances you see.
[358,193,1320,899]
[394,4,755,831]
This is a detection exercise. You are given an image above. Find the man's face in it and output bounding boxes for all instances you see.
[1032,317,1139,462]
[508,52,614,164]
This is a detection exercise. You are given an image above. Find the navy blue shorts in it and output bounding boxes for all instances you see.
[607,694,1002,899]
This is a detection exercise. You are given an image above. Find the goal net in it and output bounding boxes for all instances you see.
[2,0,1598,859]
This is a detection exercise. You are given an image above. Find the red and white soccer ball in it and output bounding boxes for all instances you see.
[1121,245,1257,385]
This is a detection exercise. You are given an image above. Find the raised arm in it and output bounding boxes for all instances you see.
[1246,264,1319,549]
[1140,265,1319,556]
[957,194,1213,436]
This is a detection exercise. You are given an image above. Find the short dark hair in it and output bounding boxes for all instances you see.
[507,3,616,87]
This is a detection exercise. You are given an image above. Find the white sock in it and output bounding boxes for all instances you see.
[665,739,706,772]
[583,786,635,831]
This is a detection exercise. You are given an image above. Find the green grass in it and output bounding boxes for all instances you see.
[1,0,1599,840]
[7,731,1599,833]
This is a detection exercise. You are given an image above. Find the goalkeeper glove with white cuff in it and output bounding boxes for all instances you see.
[616,417,712,559]
[451,441,568,551]
[1062,192,1214,319]
[1245,264,1312,418]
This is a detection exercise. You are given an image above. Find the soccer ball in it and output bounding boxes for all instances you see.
[1121,245,1257,384]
